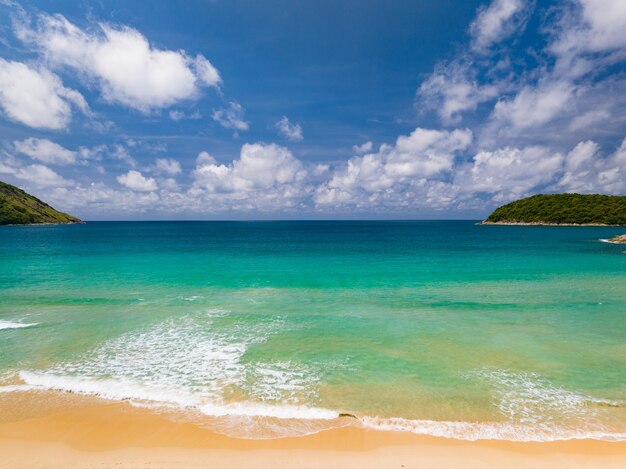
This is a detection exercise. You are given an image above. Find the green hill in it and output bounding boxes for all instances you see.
[483,194,626,226]
[0,181,82,225]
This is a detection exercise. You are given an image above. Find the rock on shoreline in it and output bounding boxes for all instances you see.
[607,234,626,244]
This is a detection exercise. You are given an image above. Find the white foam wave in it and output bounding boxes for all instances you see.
[19,371,199,407]
[0,384,37,393]
[14,312,331,419]
[199,402,337,420]
[361,416,626,442]
[468,368,621,428]
[181,295,203,301]
[0,320,38,330]
[17,370,337,420]
[12,369,626,442]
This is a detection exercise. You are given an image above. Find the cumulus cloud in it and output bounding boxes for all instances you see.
[558,137,626,194]
[117,170,157,191]
[0,59,89,129]
[48,183,160,216]
[352,141,373,154]
[315,128,472,207]
[275,116,303,141]
[470,0,533,53]
[14,163,73,187]
[212,101,249,132]
[193,143,306,193]
[316,133,626,213]
[14,137,77,165]
[153,158,181,175]
[455,146,563,199]
[16,13,221,112]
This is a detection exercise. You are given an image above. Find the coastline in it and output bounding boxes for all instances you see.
[479,221,626,226]
[1,391,625,468]
[1,221,85,227]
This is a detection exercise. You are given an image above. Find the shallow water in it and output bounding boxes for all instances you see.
[1,221,625,440]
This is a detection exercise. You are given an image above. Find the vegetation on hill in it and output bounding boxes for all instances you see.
[0,181,82,225]
[484,194,626,225]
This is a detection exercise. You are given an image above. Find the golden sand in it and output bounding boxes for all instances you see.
[1,391,625,468]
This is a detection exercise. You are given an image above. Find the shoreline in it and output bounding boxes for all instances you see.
[1,221,85,227]
[479,221,626,226]
[1,391,625,468]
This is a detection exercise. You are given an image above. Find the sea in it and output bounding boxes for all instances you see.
[1,221,625,440]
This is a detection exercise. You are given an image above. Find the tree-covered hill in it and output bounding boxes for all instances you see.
[483,194,626,225]
[0,181,82,225]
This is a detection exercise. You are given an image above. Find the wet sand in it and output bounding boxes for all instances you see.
[1,391,625,468]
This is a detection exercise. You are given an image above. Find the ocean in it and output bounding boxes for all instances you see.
[1,221,625,440]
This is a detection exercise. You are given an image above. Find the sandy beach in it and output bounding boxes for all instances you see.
[1,391,624,469]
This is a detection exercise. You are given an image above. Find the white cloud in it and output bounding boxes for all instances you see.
[14,137,77,165]
[315,128,472,207]
[48,182,160,216]
[17,13,221,112]
[111,145,137,167]
[551,0,626,69]
[491,81,574,131]
[117,170,157,191]
[455,146,563,198]
[193,143,305,193]
[169,109,201,121]
[557,140,600,192]
[275,116,303,141]
[568,109,611,132]
[0,153,20,175]
[154,158,181,175]
[470,0,532,53]
[558,137,626,194]
[418,62,499,124]
[352,141,373,154]
[0,58,88,129]
[14,163,74,187]
[212,101,249,131]
[192,55,221,87]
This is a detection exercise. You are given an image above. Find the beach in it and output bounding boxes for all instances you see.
[2,390,625,469]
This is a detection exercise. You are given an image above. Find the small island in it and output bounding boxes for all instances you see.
[482,194,626,226]
[0,181,82,225]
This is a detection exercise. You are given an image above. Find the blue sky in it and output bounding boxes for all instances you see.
[0,0,625,220]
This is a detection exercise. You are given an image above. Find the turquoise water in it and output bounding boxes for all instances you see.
[1,221,625,440]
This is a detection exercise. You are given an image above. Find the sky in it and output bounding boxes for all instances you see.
[0,0,625,220]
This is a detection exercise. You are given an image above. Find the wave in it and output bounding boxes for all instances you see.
[1,369,622,442]
[599,238,626,245]
[0,384,37,393]
[16,371,337,420]
[3,314,624,442]
[361,416,626,442]
[0,320,38,330]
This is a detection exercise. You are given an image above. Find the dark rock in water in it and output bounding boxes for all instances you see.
[607,234,626,244]
[338,412,358,419]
